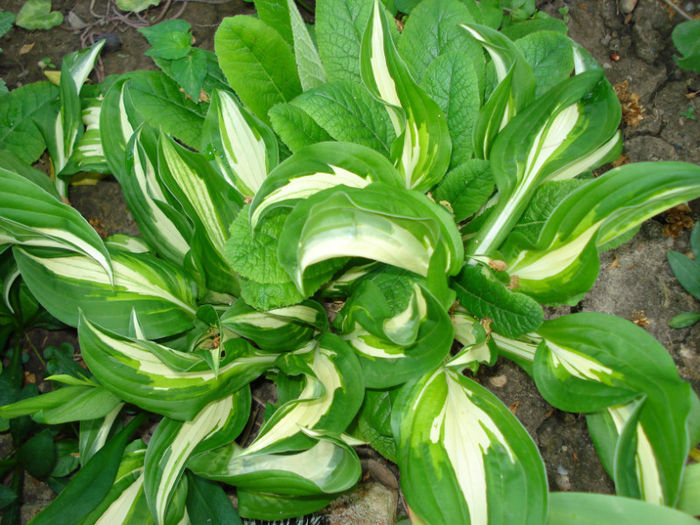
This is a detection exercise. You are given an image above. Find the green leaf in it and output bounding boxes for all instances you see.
[393,368,548,525]
[348,388,398,462]
[669,311,700,328]
[286,0,327,90]
[144,392,249,524]
[139,20,192,60]
[16,247,197,339]
[507,161,700,304]
[501,18,568,40]
[268,103,334,152]
[316,0,373,84]
[15,0,63,30]
[153,48,208,101]
[547,492,700,525]
[668,250,700,301]
[0,167,112,279]
[672,19,700,72]
[0,11,15,38]
[453,264,543,338]
[278,184,463,296]
[677,462,700,515]
[0,484,17,511]
[250,141,403,228]
[29,414,146,525]
[0,81,58,164]
[0,149,57,198]
[78,314,275,420]
[69,96,109,175]
[291,81,396,156]
[397,0,480,83]
[516,31,574,97]
[185,473,242,525]
[422,52,483,169]
[360,0,451,191]
[19,429,56,478]
[0,385,122,424]
[78,403,123,466]
[51,439,79,478]
[433,160,493,222]
[117,0,161,12]
[537,313,696,505]
[215,16,302,125]
[236,489,334,521]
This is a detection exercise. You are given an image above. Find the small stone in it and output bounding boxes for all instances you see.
[488,374,507,388]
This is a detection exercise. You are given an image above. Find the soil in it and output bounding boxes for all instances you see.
[1,0,699,523]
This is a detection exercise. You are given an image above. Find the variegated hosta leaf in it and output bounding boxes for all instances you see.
[158,134,243,294]
[202,89,279,196]
[359,0,450,191]
[188,433,360,496]
[340,286,453,389]
[278,184,463,296]
[144,390,250,525]
[249,141,403,229]
[506,161,700,304]
[78,314,276,420]
[0,168,112,280]
[393,368,548,525]
[15,246,196,339]
[79,403,124,466]
[123,128,191,265]
[468,71,612,258]
[220,299,326,352]
[38,40,105,195]
[100,80,139,180]
[70,95,109,174]
[447,310,495,371]
[243,334,364,455]
[534,313,698,506]
[319,261,379,298]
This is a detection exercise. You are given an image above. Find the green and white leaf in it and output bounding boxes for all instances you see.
[393,368,548,525]
[70,96,109,173]
[78,314,274,420]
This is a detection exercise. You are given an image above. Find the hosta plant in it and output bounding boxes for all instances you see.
[1,0,700,523]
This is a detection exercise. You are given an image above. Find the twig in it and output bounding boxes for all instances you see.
[660,0,693,20]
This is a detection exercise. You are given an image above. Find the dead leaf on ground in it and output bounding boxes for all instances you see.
[24,371,36,384]
[614,80,645,127]
[19,42,35,55]
[663,203,694,238]
[607,255,621,270]
[89,217,108,239]
[611,154,628,168]
[631,309,650,327]
[509,400,519,414]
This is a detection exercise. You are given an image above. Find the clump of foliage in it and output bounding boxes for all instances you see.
[668,222,700,328]
[1,0,700,523]
[672,19,700,73]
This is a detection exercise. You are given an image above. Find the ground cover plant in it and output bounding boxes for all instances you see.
[1,0,700,523]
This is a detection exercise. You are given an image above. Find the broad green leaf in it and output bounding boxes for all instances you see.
[0,168,112,279]
[117,0,161,12]
[144,391,249,524]
[0,11,14,38]
[360,0,451,191]
[501,18,568,41]
[278,184,463,296]
[290,81,396,157]
[16,247,197,339]
[236,489,334,521]
[668,250,700,301]
[393,368,548,525]
[432,160,493,222]
[678,462,700,515]
[125,70,206,149]
[547,492,700,524]
[670,311,700,328]
[29,414,146,525]
[286,0,327,90]
[0,385,121,424]
[316,0,373,84]
[0,485,17,510]
[507,162,700,304]
[397,0,480,83]
[0,81,59,164]
[139,20,192,60]
[78,314,275,420]
[123,127,190,265]
[250,141,403,228]
[537,313,696,505]
[453,264,543,338]
[185,473,242,525]
[100,79,139,180]
[0,149,58,199]
[220,299,323,352]
[188,433,361,496]
[516,31,574,97]
[215,16,302,125]
[244,334,364,455]
[202,89,279,196]
[422,52,483,169]
[347,388,398,462]
[672,19,700,71]
[268,103,334,151]
[15,0,63,30]
[153,48,209,101]
[18,429,56,478]
[254,0,293,45]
